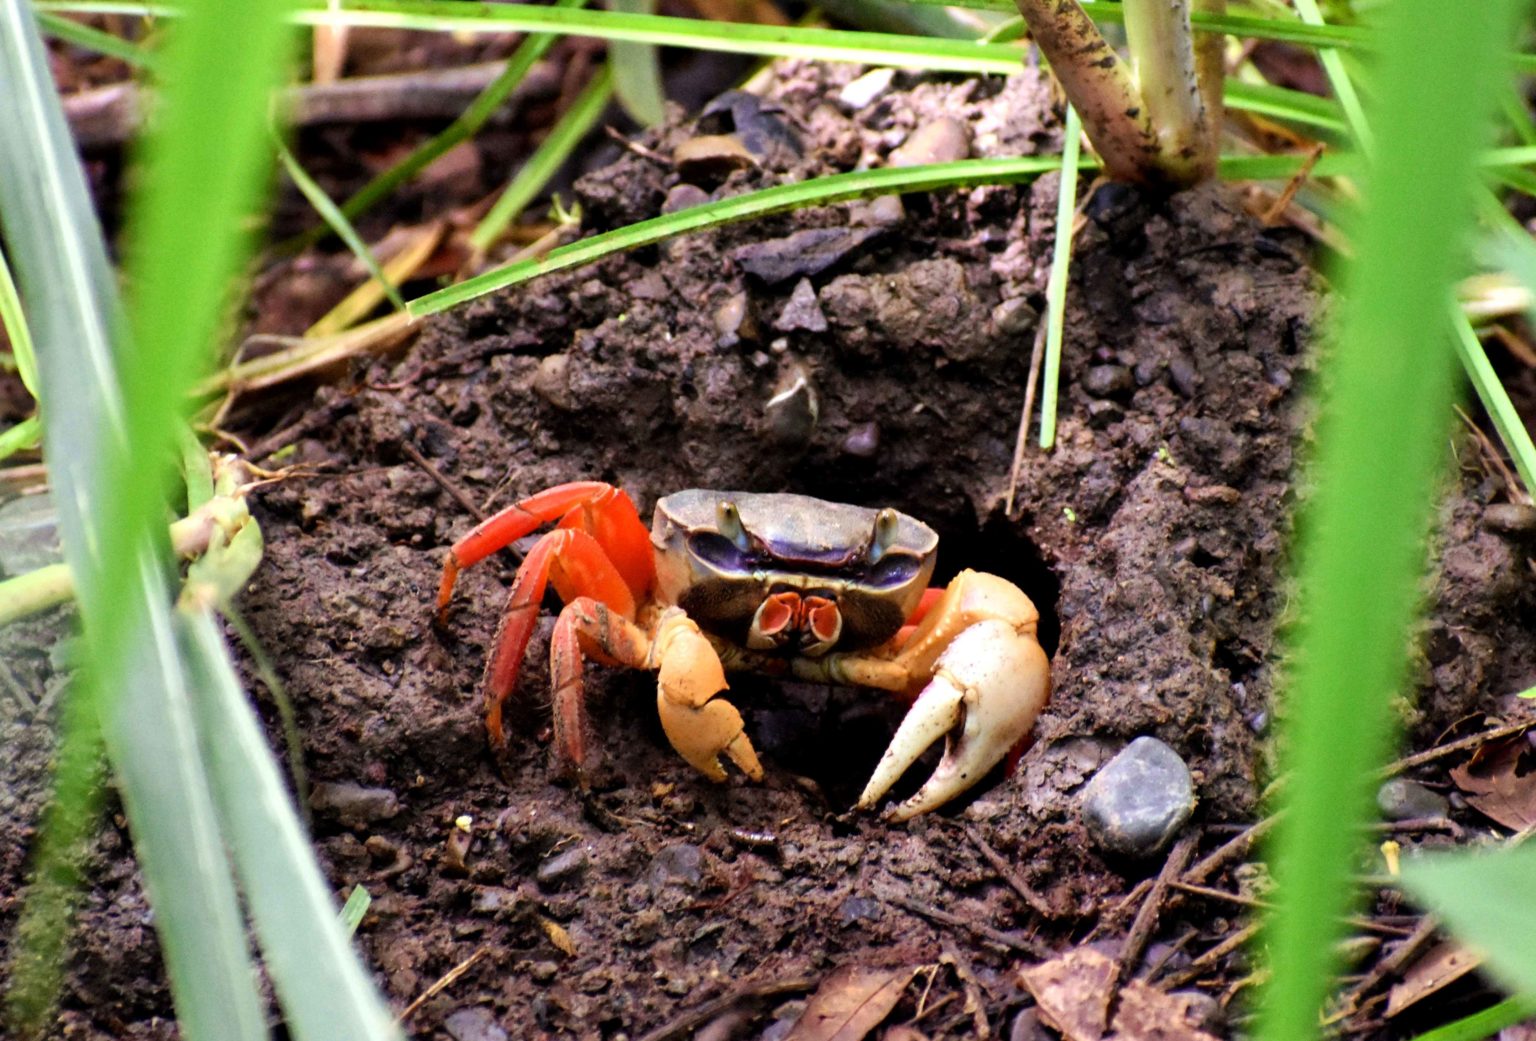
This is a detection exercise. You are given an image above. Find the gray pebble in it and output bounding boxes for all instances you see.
[0,492,62,576]
[841,422,880,459]
[993,297,1039,336]
[1086,400,1123,429]
[1484,502,1536,537]
[1377,778,1449,821]
[648,842,704,889]
[663,183,710,214]
[1082,364,1134,399]
[837,896,881,924]
[309,782,400,827]
[1168,352,1200,397]
[1080,737,1196,857]
[773,277,828,333]
[536,846,590,887]
[444,1007,509,1041]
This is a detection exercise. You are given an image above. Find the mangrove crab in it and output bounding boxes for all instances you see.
[436,482,1050,819]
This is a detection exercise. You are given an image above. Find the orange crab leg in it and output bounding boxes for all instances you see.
[437,481,654,617]
[482,528,636,751]
[549,597,652,776]
[892,586,946,649]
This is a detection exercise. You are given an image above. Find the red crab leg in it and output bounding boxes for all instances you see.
[436,480,654,618]
[482,528,637,751]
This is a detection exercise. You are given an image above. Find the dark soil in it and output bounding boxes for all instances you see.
[3,55,1535,1041]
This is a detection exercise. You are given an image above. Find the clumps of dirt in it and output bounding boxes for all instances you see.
[3,58,1533,1041]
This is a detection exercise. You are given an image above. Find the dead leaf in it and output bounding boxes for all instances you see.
[1020,948,1222,1041]
[538,916,577,957]
[785,964,922,1041]
[1449,736,1536,831]
[1386,941,1484,1018]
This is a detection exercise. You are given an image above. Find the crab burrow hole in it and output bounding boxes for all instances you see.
[734,501,1062,814]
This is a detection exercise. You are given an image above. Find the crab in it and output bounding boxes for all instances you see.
[436,482,1050,819]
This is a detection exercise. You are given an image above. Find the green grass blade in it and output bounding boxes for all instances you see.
[472,63,614,253]
[309,0,588,242]
[339,885,373,937]
[1254,2,1521,1040]
[277,141,406,314]
[607,0,664,126]
[180,610,403,1041]
[0,242,41,400]
[1409,998,1536,1041]
[1454,309,1536,498]
[36,10,153,67]
[0,4,268,1037]
[1037,104,1083,450]
[1400,843,1536,999]
[1291,0,1370,147]
[0,414,43,462]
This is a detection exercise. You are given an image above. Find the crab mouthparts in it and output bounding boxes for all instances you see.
[747,590,843,656]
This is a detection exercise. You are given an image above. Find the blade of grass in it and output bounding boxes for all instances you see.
[179,609,402,1041]
[1407,997,1536,1041]
[339,885,372,937]
[0,415,43,462]
[423,150,1362,316]
[291,0,587,250]
[277,141,406,314]
[607,0,664,126]
[0,3,268,1036]
[0,243,41,400]
[1400,843,1536,999]
[1291,0,1370,149]
[36,10,154,67]
[472,63,614,254]
[1037,104,1083,450]
[1453,309,1536,499]
[1254,4,1520,1041]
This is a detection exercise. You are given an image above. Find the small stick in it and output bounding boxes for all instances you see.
[1183,814,1279,886]
[633,975,817,1041]
[401,440,489,524]
[1379,720,1535,779]
[1334,914,1439,1018]
[397,945,491,1022]
[889,896,1053,958]
[1116,833,1199,984]
[966,826,1057,918]
[1168,882,1414,937]
[1159,922,1262,989]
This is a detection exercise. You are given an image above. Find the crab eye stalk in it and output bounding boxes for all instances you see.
[715,499,752,551]
[868,508,901,562]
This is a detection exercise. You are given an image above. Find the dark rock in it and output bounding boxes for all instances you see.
[536,846,591,887]
[731,225,887,285]
[773,278,828,333]
[764,362,818,448]
[699,90,799,159]
[842,422,881,458]
[1080,737,1196,857]
[1377,778,1449,821]
[648,843,704,889]
[1086,400,1123,429]
[1168,352,1200,397]
[444,1007,509,1041]
[310,782,400,827]
[837,896,881,924]
[1083,364,1134,400]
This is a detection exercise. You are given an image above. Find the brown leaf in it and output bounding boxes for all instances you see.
[1386,941,1484,1018]
[1449,736,1536,831]
[1020,948,1222,1041]
[784,964,921,1041]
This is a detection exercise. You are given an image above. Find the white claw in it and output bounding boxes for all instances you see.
[857,619,1050,820]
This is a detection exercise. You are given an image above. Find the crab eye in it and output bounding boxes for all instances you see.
[688,532,754,574]
[867,507,901,561]
[866,552,923,588]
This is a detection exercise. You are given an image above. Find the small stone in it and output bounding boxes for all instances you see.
[857,194,906,227]
[838,68,895,111]
[773,278,828,333]
[663,183,710,214]
[444,1007,509,1041]
[529,960,559,984]
[713,291,757,348]
[731,225,887,285]
[1080,737,1196,857]
[532,353,575,411]
[764,362,818,449]
[993,297,1038,336]
[889,118,971,167]
[841,422,880,458]
[1483,502,1536,537]
[536,846,590,887]
[648,843,704,889]
[1083,364,1134,399]
[1086,400,1123,429]
[1168,352,1200,397]
[471,887,521,915]
[310,782,400,827]
[837,896,881,924]
[1377,778,1449,821]
[0,492,62,576]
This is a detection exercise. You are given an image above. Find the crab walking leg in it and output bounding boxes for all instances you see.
[482,528,636,750]
[437,480,653,618]
[549,596,654,777]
